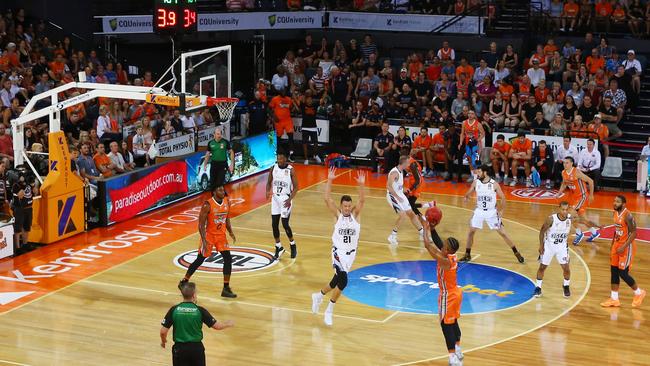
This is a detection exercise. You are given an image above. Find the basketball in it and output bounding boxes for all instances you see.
[425,206,443,227]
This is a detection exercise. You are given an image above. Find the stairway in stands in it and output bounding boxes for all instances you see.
[603,63,650,190]
[491,1,529,33]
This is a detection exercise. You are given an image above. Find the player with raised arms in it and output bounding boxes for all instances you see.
[178,185,237,298]
[534,201,574,298]
[387,155,426,245]
[555,156,601,244]
[266,151,299,260]
[311,168,366,326]
[459,164,524,263]
[422,228,464,365]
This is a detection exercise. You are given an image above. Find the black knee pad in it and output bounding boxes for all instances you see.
[271,215,281,238]
[336,271,348,290]
[329,273,338,289]
[610,266,620,285]
[220,251,232,276]
[281,217,293,237]
[619,267,636,287]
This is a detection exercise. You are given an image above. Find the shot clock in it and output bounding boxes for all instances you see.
[153,0,197,35]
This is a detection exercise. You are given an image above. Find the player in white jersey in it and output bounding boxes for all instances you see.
[265,151,299,259]
[535,201,573,298]
[460,164,524,263]
[386,155,425,246]
[312,167,365,326]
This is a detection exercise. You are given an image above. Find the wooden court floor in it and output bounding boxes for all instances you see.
[0,166,648,365]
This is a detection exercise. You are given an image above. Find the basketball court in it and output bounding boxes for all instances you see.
[0,166,648,365]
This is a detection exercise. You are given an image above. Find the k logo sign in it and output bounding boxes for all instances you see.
[50,160,58,172]
[57,196,77,236]
[174,247,277,273]
[386,19,392,25]
[268,15,277,27]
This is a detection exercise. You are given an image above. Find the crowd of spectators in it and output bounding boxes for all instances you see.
[224,0,490,14]
[260,31,641,187]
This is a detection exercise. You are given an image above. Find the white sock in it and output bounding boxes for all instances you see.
[455,344,462,352]
[611,291,619,300]
[590,227,598,234]
[563,279,570,286]
[418,228,424,234]
[275,242,282,248]
[634,288,643,296]
[290,241,296,246]
[326,300,335,313]
[391,229,398,236]
[576,228,582,236]
[449,354,456,362]
[536,279,543,288]
[314,291,324,300]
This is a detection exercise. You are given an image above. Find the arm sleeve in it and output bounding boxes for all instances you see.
[161,306,175,328]
[198,306,218,328]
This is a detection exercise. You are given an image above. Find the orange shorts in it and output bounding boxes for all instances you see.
[199,236,229,257]
[610,241,636,270]
[275,119,294,136]
[439,288,462,324]
[568,191,589,215]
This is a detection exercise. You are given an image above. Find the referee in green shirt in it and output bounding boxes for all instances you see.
[204,128,234,192]
[160,282,234,366]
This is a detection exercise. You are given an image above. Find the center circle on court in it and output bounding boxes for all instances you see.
[345,260,535,314]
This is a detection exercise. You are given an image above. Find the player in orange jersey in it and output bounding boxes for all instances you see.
[423,232,464,365]
[269,89,295,161]
[556,156,601,245]
[403,147,436,227]
[458,110,485,183]
[601,195,646,308]
[179,186,237,298]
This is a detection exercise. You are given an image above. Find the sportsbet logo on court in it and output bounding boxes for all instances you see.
[359,275,514,297]
[345,261,534,314]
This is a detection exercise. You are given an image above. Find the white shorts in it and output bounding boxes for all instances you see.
[271,194,292,218]
[540,243,570,266]
[470,208,502,230]
[332,246,357,272]
[387,192,411,213]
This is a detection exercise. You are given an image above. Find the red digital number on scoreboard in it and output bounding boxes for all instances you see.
[183,9,196,29]
[157,8,177,28]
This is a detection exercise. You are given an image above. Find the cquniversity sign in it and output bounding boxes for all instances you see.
[345,261,534,314]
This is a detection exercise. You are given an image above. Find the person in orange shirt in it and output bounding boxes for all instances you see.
[542,39,558,57]
[561,0,580,31]
[269,89,295,160]
[556,156,600,244]
[459,110,485,182]
[179,185,238,298]
[404,147,436,222]
[600,195,646,308]
[586,48,605,75]
[507,132,532,187]
[569,115,589,138]
[142,71,155,87]
[595,0,612,33]
[490,134,511,183]
[498,80,514,101]
[93,143,116,178]
[534,79,550,103]
[412,127,432,174]
[422,234,465,365]
[455,58,474,82]
[611,3,626,25]
[426,125,448,178]
[587,114,610,158]
[49,54,68,81]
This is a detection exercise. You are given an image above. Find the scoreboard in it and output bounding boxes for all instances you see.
[153,0,197,35]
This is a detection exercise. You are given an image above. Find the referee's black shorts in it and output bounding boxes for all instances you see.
[209,161,228,192]
[172,342,205,366]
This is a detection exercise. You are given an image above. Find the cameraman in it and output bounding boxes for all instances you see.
[11,170,39,254]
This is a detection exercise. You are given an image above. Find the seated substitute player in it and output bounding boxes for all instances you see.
[600,195,646,308]
[534,201,574,298]
[265,151,299,259]
[460,164,524,263]
[507,131,533,187]
[425,124,448,178]
[179,186,237,298]
[387,155,426,245]
[490,134,511,183]
[556,156,601,244]
[311,168,366,326]
[422,230,464,366]
[531,140,554,189]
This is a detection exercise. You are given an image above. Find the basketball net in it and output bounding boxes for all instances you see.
[206,97,239,122]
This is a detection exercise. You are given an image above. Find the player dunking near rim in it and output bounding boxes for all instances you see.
[179,186,237,298]
[387,155,426,245]
[422,228,464,365]
[600,195,646,308]
[556,157,601,245]
[534,201,574,298]
[459,165,524,263]
[312,168,365,326]
[266,151,299,259]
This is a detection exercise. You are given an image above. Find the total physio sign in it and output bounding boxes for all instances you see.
[155,133,195,158]
[107,161,188,223]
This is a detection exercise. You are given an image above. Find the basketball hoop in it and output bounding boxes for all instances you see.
[207,97,239,122]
